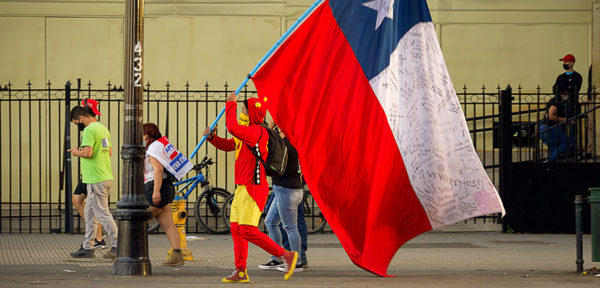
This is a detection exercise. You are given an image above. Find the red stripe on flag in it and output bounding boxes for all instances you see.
[253,2,432,277]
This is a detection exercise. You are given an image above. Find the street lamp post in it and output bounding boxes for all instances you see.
[113,0,152,276]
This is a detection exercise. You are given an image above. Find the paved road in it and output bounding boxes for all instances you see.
[0,231,599,287]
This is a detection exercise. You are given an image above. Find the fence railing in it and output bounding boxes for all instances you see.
[462,84,599,167]
[0,81,598,233]
[0,80,254,234]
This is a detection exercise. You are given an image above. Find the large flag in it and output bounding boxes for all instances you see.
[252,0,505,276]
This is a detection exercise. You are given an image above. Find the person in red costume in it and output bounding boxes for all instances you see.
[204,92,297,283]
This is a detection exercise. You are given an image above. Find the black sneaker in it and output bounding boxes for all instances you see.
[258,259,283,270]
[93,239,106,249]
[104,247,117,260]
[70,246,94,258]
[278,262,304,273]
[301,257,308,268]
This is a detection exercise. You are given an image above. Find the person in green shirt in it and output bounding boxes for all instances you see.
[72,99,105,250]
[68,105,118,260]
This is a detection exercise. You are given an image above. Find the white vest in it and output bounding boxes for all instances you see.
[145,136,193,183]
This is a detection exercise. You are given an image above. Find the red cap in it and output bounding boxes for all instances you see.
[559,54,575,62]
[81,99,102,116]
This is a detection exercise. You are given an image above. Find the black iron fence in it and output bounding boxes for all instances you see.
[1,81,598,233]
[497,85,600,234]
[466,84,600,165]
[503,85,598,163]
[444,84,599,226]
[0,80,253,234]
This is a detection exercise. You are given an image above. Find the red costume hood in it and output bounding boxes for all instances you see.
[247,97,267,125]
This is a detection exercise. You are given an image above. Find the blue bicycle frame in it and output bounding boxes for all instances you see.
[173,173,206,200]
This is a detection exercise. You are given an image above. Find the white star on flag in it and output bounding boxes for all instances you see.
[362,0,395,30]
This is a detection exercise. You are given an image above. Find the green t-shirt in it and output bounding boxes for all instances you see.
[80,122,113,183]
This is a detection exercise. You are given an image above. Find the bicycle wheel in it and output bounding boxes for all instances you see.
[147,218,161,234]
[303,191,327,234]
[195,187,231,234]
[222,193,234,230]
[259,192,271,233]
[222,193,267,232]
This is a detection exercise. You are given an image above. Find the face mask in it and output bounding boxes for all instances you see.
[142,141,146,146]
[77,120,85,131]
[238,112,249,126]
[563,64,570,70]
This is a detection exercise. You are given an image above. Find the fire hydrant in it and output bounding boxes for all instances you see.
[166,195,194,261]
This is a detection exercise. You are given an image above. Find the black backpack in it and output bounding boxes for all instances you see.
[248,123,288,180]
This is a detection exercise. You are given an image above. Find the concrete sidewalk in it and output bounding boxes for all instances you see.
[0,231,599,287]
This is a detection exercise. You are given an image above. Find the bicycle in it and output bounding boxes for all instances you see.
[220,188,267,233]
[146,155,232,234]
[221,184,327,234]
[301,185,327,234]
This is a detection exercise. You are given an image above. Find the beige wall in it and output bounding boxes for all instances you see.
[0,0,598,202]
[0,0,596,91]
[46,17,124,87]
[143,16,281,88]
[0,0,288,89]
[432,0,594,92]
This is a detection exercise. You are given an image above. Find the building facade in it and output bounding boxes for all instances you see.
[0,0,596,91]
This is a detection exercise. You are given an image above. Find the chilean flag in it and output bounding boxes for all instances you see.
[252,0,505,276]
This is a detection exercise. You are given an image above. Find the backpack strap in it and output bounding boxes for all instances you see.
[246,126,266,185]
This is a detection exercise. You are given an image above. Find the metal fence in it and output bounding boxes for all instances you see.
[464,84,599,165]
[1,81,598,233]
[501,85,598,163]
[443,84,598,226]
[0,80,253,234]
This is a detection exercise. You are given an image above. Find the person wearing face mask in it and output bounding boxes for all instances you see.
[72,99,105,250]
[203,93,298,283]
[142,123,193,266]
[553,54,583,103]
[68,105,118,260]
[551,54,583,159]
[539,85,577,162]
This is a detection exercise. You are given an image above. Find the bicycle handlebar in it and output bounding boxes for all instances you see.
[193,156,214,173]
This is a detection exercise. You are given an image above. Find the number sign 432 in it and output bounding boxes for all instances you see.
[133,42,142,87]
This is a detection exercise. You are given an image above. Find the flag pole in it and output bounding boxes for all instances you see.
[189,0,325,159]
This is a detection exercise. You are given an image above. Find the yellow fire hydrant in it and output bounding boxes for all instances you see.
[166,195,194,261]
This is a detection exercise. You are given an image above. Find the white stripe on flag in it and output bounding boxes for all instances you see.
[368,22,505,228]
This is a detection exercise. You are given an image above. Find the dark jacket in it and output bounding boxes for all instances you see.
[543,97,577,126]
[272,138,303,189]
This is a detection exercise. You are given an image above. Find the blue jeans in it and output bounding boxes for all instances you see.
[264,189,308,263]
[295,199,308,264]
[539,123,575,162]
[267,196,308,264]
[265,186,303,263]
